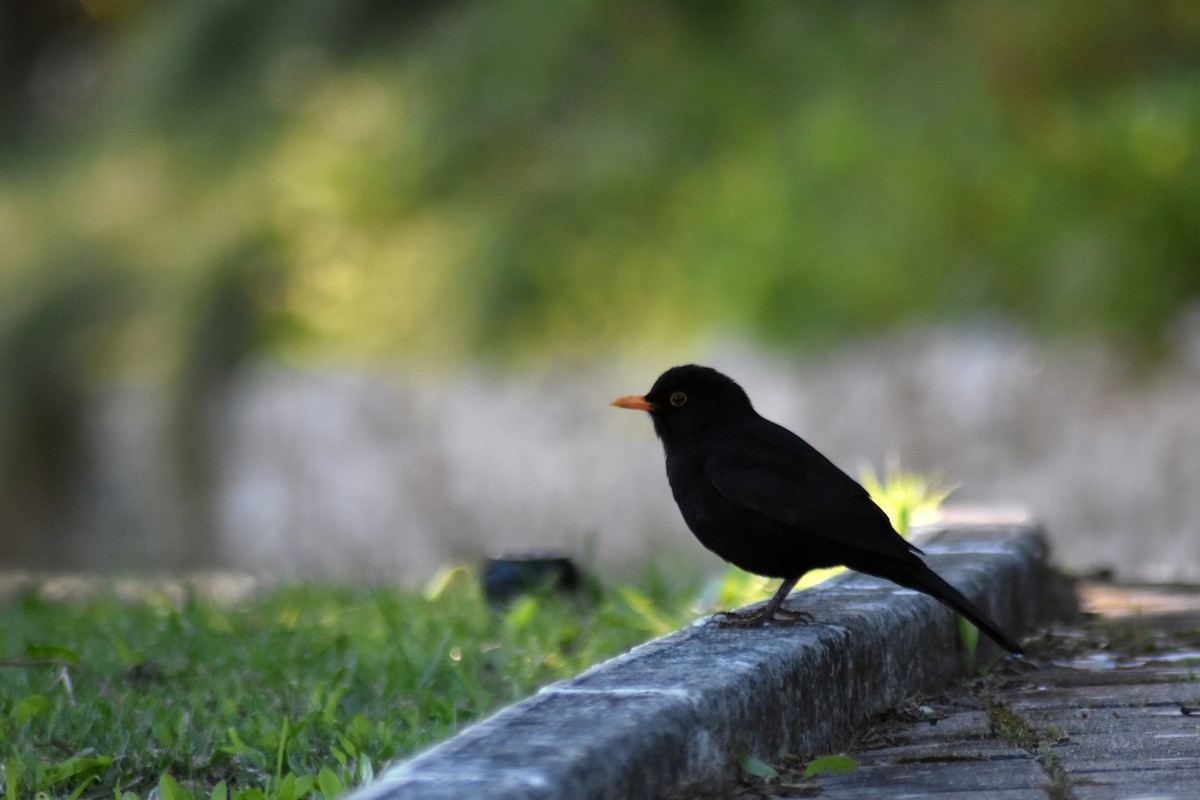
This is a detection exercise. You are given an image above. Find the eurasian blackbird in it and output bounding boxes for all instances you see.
[612,364,1022,654]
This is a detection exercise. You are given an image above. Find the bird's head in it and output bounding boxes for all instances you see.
[612,364,754,446]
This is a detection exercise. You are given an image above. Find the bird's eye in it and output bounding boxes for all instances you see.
[670,391,687,407]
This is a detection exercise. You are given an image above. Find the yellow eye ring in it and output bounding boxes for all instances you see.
[669,391,687,407]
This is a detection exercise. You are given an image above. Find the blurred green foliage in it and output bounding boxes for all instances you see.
[2,0,1200,372]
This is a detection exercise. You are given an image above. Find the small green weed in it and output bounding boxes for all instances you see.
[984,700,1040,751]
[736,748,779,780]
[802,754,857,778]
[984,699,1072,795]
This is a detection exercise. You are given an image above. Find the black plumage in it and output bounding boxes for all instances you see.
[613,364,1021,654]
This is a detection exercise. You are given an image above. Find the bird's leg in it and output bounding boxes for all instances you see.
[712,576,811,627]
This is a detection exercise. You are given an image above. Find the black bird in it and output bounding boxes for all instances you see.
[612,364,1022,654]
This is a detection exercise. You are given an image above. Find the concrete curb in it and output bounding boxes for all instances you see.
[348,516,1049,800]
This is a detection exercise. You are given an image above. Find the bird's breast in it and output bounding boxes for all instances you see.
[665,454,728,546]
[665,451,709,516]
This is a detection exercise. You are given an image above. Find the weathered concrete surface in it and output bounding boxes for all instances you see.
[346,518,1047,800]
[796,666,1200,800]
[754,581,1200,800]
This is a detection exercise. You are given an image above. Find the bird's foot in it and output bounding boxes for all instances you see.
[710,606,813,628]
[768,607,814,625]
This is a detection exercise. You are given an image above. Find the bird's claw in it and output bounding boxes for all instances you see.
[768,607,814,625]
[710,607,813,628]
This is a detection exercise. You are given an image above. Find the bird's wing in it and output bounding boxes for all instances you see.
[706,420,919,561]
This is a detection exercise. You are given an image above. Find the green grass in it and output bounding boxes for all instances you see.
[0,469,944,799]
[0,571,699,800]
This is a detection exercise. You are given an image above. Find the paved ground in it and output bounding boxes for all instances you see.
[354,522,1047,800]
[722,582,1200,800]
[348,525,1197,800]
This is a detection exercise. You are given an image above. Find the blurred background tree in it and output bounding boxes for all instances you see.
[4,1,1199,368]
[2,1,1200,569]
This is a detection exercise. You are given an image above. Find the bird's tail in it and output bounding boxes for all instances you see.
[897,562,1023,654]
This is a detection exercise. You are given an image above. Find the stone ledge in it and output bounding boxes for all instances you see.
[347,516,1049,800]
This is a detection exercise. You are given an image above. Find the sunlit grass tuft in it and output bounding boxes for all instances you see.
[860,461,954,537]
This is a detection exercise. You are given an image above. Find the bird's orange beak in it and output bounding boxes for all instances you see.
[611,394,656,411]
